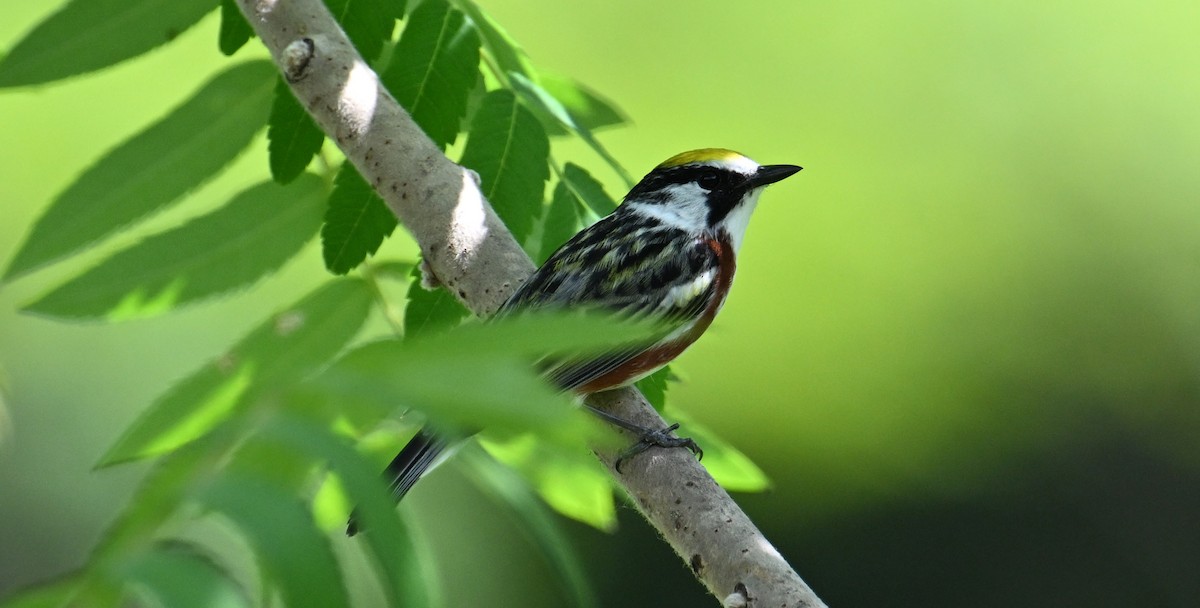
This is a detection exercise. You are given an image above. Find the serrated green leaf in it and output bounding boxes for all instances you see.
[325,0,407,62]
[665,406,770,492]
[25,175,327,321]
[268,78,325,184]
[119,543,250,608]
[321,164,398,275]
[540,73,628,132]
[96,279,373,467]
[539,180,582,264]
[197,474,349,608]
[0,0,214,88]
[258,415,430,608]
[635,366,672,412]
[218,0,254,56]
[561,162,618,217]
[459,90,550,243]
[403,267,470,337]
[3,61,276,281]
[509,72,632,187]
[382,0,480,149]
[462,444,600,607]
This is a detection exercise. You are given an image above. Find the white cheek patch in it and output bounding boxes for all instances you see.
[625,183,710,232]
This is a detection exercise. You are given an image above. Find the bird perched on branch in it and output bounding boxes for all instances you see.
[350,149,800,535]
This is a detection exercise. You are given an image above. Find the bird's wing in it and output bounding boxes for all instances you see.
[497,213,722,391]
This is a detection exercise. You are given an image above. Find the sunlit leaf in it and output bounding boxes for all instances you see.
[268,78,325,184]
[25,175,326,321]
[218,0,254,56]
[197,474,348,608]
[404,268,470,338]
[3,61,276,281]
[0,0,214,88]
[540,73,628,132]
[459,90,550,243]
[382,0,480,149]
[665,406,770,492]
[478,434,615,532]
[325,0,407,62]
[322,164,397,274]
[453,0,535,81]
[119,542,250,608]
[509,72,632,186]
[96,279,372,467]
[539,179,582,263]
[635,366,672,412]
[462,444,600,607]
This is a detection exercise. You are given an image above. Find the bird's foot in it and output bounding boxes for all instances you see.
[614,423,703,473]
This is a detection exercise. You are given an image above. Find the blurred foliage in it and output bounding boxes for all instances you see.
[3,0,1200,607]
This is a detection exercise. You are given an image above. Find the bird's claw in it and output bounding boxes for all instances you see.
[614,423,703,473]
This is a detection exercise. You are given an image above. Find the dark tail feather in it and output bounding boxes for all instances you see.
[347,428,448,536]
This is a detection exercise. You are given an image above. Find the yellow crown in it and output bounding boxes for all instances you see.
[656,148,748,170]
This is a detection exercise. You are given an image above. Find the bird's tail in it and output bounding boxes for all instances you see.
[347,427,448,536]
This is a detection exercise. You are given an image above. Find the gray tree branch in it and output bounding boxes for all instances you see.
[236,1,826,605]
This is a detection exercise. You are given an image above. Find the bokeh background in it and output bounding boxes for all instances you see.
[2,0,1199,606]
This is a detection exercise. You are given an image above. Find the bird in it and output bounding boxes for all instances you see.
[348,149,801,535]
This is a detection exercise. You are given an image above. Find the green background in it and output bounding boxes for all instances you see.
[2,0,1198,606]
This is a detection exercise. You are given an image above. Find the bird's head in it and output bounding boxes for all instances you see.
[623,148,801,252]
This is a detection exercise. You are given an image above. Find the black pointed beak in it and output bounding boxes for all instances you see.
[747,164,802,189]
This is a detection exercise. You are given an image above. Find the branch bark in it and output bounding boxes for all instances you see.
[236,1,826,606]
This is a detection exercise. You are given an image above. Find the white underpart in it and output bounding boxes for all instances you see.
[718,187,765,254]
[659,268,717,312]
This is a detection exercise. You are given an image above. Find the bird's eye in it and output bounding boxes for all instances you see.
[698,171,721,190]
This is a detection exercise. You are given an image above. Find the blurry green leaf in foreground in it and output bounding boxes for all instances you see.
[3,60,276,281]
[267,78,325,184]
[382,0,481,149]
[539,73,629,132]
[462,445,600,608]
[118,542,249,608]
[666,406,770,492]
[403,268,470,338]
[321,164,397,275]
[196,475,348,608]
[316,312,663,442]
[25,175,326,321]
[0,576,82,608]
[96,279,372,467]
[459,90,550,244]
[0,0,214,88]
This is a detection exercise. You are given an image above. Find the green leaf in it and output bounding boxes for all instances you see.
[258,415,430,608]
[0,0,214,88]
[119,543,250,608]
[561,162,618,217]
[381,0,481,149]
[403,267,470,338]
[218,0,254,56]
[0,576,81,608]
[453,0,536,81]
[96,279,373,467]
[462,444,600,607]
[459,90,550,243]
[325,0,407,62]
[635,366,672,412]
[665,406,770,492]
[3,61,276,281]
[540,73,629,132]
[196,474,349,608]
[268,78,325,184]
[509,72,633,187]
[539,179,582,264]
[321,164,398,275]
[25,175,327,321]
[477,434,615,533]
